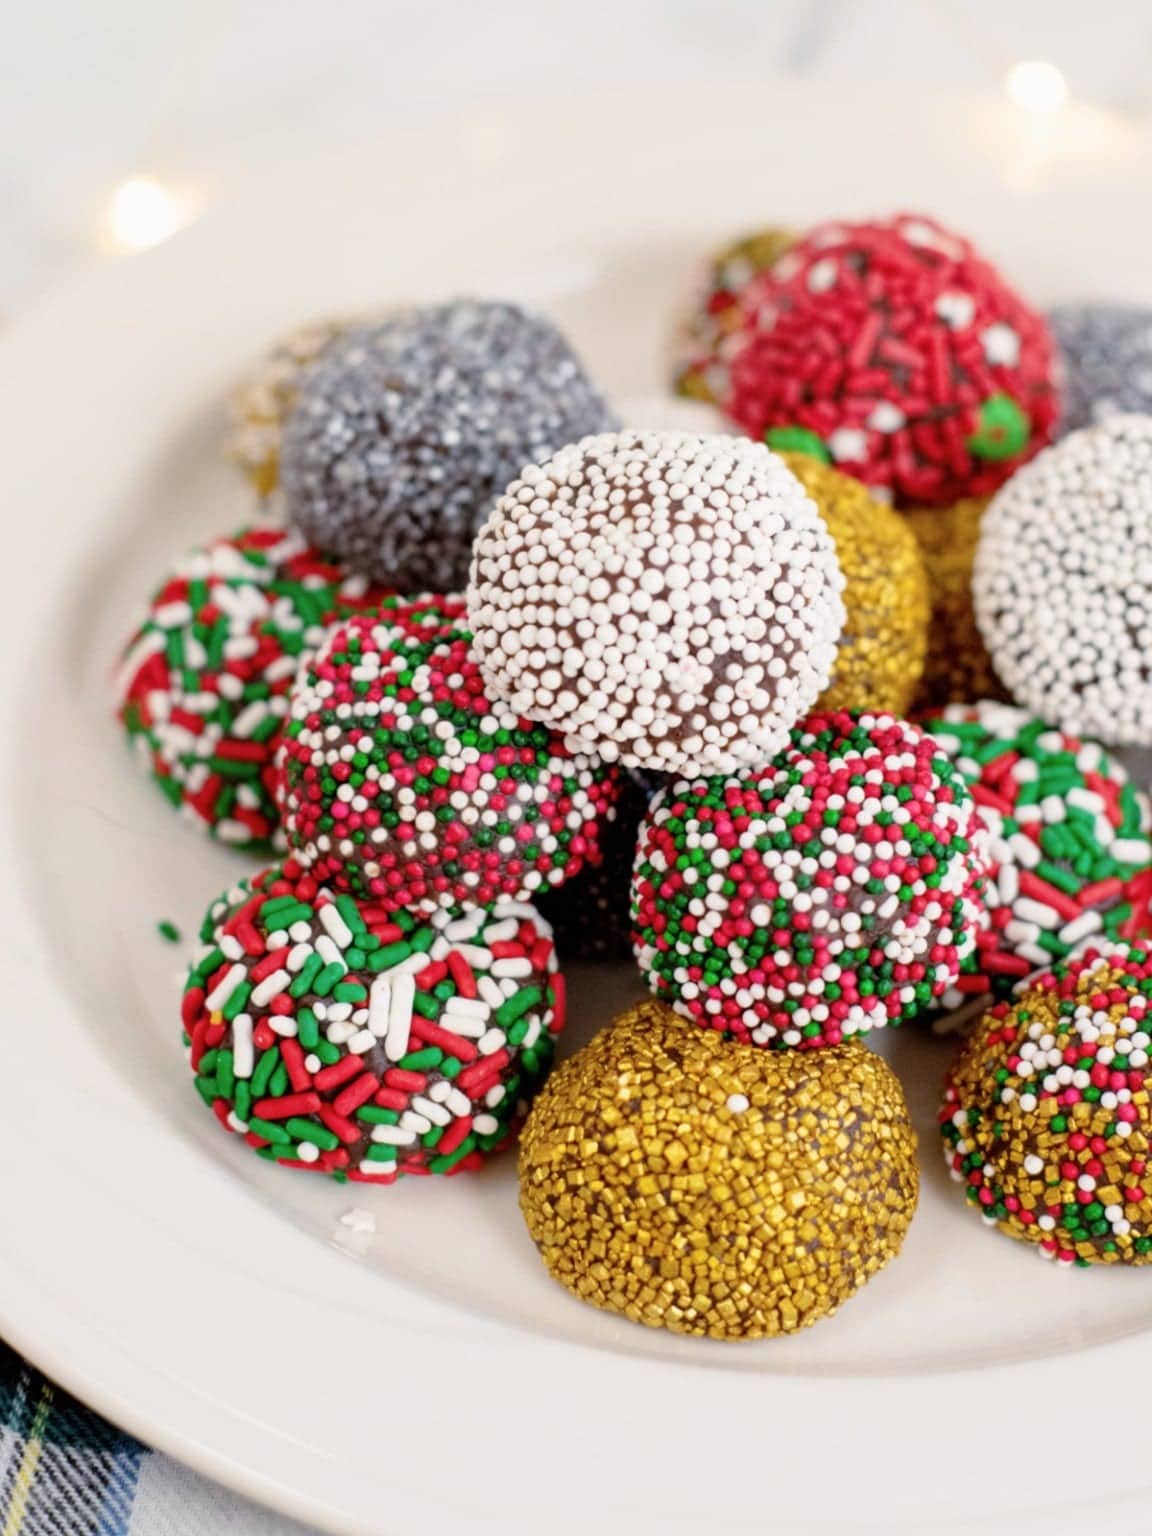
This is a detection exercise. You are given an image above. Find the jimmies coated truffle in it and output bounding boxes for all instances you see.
[184,859,564,1181]
[115,526,391,847]
[724,213,1060,506]
[922,702,1152,1017]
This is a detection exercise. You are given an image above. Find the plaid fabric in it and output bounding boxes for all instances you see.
[0,1345,315,1535]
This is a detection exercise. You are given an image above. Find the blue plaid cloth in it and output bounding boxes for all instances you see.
[0,1345,315,1535]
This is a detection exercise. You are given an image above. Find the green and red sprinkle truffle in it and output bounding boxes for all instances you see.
[182,858,564,1181]
[631,710,990,1049]
[116,526,391,847]
[277,596,622,915]
[941,941,1152,1265]
[924,703,1152,1017]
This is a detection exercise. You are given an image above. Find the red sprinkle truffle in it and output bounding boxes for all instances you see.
[723,213,1060,506]
[277,595,622,914]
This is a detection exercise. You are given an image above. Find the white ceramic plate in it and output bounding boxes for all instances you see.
[4,84,1152,1536]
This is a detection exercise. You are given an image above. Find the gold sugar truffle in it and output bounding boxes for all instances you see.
[903,497,1006,710]
[519,1000,919,1340]
[780,452,929,715]
[228,317,350,495]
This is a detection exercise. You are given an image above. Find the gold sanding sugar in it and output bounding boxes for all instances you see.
[780,452,930,715]
[518,1000,919,1340]
[228,317,350,496]
[674,227,795,403]
[903,498,1007,710]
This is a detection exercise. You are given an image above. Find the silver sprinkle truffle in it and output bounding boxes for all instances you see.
[1050,303,1152,433]
[279,300,617,591]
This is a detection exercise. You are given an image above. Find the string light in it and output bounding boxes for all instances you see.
[101,176,194,254]
[1005,60,1069,115]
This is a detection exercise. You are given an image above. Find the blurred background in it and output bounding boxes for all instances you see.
[4,0,1152,312]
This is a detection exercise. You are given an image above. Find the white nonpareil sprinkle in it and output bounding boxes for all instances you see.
[467,430,845,777]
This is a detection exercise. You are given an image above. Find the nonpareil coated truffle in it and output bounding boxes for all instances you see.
[631,711,990,1047]
[468,430,845,778]
[941,941,1152,1264]
[278,595,622,914]
[974,415,1152,745]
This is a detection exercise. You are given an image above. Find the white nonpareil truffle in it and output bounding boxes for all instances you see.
[467,430,846,777]
[974,414,1152,746]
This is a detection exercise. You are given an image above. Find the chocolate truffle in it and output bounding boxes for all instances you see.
[537,776,647,963]
[903,497,1004,709]
[468,430,845,777]
[779,451,929,714]
[519,999,919,1338]
[280,300,617,590]
[115,526,389,847]
[974,415,1152,745]
[277,595,621,914]
[941,941,1152,1264]
[631,711,990,1048]
[724,213,1060,506]
[229,316,350,496]
[673,225,795,404]
[924,703,1152,1018]
[1049,303,1152,434]
[184,858,564,1181]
